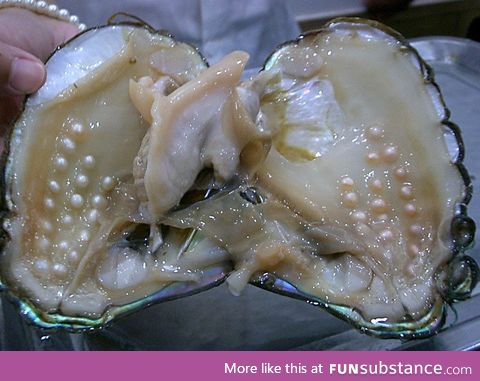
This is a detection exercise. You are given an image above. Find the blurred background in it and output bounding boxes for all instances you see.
[293,0,480,41]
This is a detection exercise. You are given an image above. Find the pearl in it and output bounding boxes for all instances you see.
[62,214,73,225]
[404,203,417,217]
[409,224,423,236]
[366,152,380,164]
[71,122,86,141]
[70,194,84,209]
[382,145,398,162]
[36,237,51,252]
[44,198,55,210]
[370,179,383,192]
[57,240,69,251]
[40,219,52,233]
[101,176,116,192]
[351,210,367,222]
[75,174,89,189]
[91,194,107,209]
[47,4,58,13]
[33,259,50,276]
[394,167,408,179]
[343,192,358,208]
[367,126,384,140]
[52,263,68,279]
[355,223,370,236]
[88,209,100,223]
[60,137,76,154]
[400,185,414,200]
[79,230,90,242]
[67,250,80,264]
[53,156,68,171]
[48,180,61,193]
[340,177,355,189]
[83,155,95,169]
[370,198,387,213]
[380,229,394,242]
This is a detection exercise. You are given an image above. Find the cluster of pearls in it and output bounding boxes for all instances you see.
[337,123,429,276]
[32,120,118,281]
[0,0,87,31]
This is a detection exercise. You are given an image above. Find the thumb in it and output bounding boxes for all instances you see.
[0,40,45,95]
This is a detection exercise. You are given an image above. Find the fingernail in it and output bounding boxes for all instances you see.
[9,58,45,94]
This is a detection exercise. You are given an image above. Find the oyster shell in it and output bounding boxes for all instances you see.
[0,17,477,338]
[242,19,478,337]
[162,19,478,338]
[0,24,232,328]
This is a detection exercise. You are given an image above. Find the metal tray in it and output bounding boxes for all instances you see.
[1,37,479,351]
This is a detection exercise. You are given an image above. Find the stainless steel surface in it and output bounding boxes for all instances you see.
[1,37,479,350]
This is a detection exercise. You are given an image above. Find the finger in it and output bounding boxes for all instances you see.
[0,40,45,95]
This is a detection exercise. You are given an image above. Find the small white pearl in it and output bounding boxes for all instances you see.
[87,209,100,223]
[48,180,61,193]
[69,15,79,24]
[91,194,107,209]
[79,230,90,242]
[40,219,52,233]
[47,4,58,13]
[52,263,68,279]
[367,126,384,140]
[57,240,69,251]
[370,198,387,213]
[394,167,408,179]
[36,237,51,252]
[382,145,399,163]
[67,250,79,264]
[71,122,87,142]
[370,179,383,192]
[62,214,73,225]
[409,224,423,236]
[58,9,70,18]
[404,203,417,217]
[44,198,55,210]
[343,192,358,208]
[36,1,47,10]
[60,137,76,154]
[380,229,394,242]
[53,156,68,171]
[75,174,89,189]
[33,259,50,276]
[70,194,84,209]
[351,210,367,222]
[400,185,414,200]
[366,152,380,164]
[83,155,95,169]
[101,176,116,192]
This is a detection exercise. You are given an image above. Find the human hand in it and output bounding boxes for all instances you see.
[0,7,79,130]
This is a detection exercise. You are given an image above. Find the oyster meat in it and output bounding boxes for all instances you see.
[1,18,477,337]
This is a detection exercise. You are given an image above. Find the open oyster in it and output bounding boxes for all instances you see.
[0,23,234,328]
[1,18,477,337]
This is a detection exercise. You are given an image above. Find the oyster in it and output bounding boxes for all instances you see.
[0,17,477,338]
[162,19,478,337]
[0,23,233,328]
